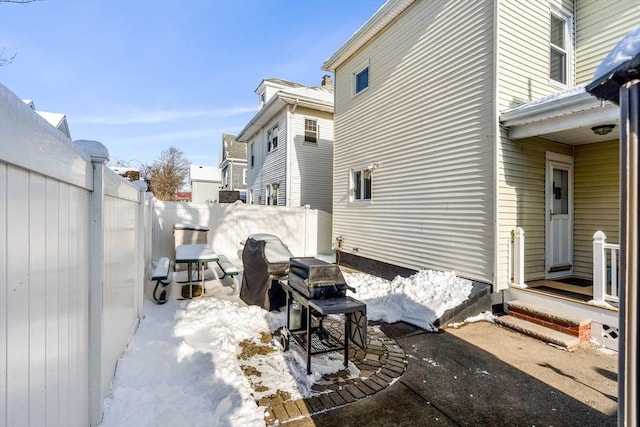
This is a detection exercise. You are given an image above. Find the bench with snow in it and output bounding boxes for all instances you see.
[151,257,172,304]
[215,254,239,294]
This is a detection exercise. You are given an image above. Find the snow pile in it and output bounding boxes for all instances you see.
[345,269,473,331]
[594,25,640,80]
[99,268,475,427]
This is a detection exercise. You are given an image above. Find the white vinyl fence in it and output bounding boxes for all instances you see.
[1,82,334,427]
[0,84,150,427]
[151,201,333,266]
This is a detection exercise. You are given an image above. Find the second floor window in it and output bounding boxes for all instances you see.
[304,118,318,143]
[351,168,372,201]
[249,142,255,167]
[549,10,571,85]
[268,124,279,153]
[354,66,369,95]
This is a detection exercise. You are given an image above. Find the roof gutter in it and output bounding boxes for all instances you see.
[322,0,414,72]
[500,90,613,127]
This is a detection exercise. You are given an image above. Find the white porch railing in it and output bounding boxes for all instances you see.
[509,227,526,287]
[591,230,620,306]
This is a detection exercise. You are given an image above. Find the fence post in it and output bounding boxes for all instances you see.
[133,181,147,319]
[78,141,109,426]
[592,231,607,305]
[512,227,526,287]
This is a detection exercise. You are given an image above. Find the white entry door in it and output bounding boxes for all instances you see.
[545,152,573,278]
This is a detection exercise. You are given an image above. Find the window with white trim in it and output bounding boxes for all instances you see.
[350,168,372,201]
[249,142,255,167]
[353,66,369,95]
[549,8,573,86]
[243,168,247,185]
[267,124,279,153]
[266,183,278,205]
[304,118,318,143]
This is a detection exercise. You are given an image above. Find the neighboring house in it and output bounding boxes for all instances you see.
[176,191,192,202]
[236,76,334,213]
[190,165,222,203]
[323,0,639,349]
[24,100,71,138]
[219,133,248,202]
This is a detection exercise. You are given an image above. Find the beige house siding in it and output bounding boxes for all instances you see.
[332,0,495,283]
[573,140,619,278]
[289,107,334,213]
[497,0,575,111]
[576,0,640,85]
[497,135,572,286]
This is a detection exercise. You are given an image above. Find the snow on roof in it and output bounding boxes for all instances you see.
[594,25,640,80]
[190,165,221,182]
[35,111,66,129]
[279,85,334,104]
[501,84,587,115]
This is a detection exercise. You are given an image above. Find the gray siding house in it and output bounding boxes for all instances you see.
[219,133,247,202]
[236,77,334,213]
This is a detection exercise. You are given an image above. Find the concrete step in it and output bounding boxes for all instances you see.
[495,314,582,350]
[496,299,592,349]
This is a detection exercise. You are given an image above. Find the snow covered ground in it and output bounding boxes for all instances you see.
[99,268,491,427]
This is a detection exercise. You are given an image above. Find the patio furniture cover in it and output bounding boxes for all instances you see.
[240,233,293,311]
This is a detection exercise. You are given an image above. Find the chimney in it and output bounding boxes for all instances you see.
[321,74,333,87]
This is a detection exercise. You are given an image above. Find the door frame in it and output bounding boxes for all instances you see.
[545,152,574,278]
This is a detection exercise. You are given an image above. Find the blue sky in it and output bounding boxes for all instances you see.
[0,0,384,168]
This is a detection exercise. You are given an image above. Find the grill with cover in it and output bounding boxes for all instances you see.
[239,233,293,311]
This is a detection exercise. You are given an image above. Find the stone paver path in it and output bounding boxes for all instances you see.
[252,319,407,426]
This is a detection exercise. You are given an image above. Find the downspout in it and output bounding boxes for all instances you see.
[286,102,297,206]
[492,0,501,293]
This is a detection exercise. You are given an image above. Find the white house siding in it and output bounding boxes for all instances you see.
[497,135,572,285]
[332,0,495,283]
[247,113,287,205]
[576,0,640,85]
[497,0,575,111]
[573,140,619,278]
[289,107,333,213]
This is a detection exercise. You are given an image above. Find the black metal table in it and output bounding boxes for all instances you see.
[280,280,367,374]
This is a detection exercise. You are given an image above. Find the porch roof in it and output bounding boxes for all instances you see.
[499,85,619,145]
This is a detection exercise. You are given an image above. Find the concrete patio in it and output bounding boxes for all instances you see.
[280,320,618,426]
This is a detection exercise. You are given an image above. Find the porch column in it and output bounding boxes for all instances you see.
[619,79,640,427]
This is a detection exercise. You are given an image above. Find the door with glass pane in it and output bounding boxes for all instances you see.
[546,153,573,277]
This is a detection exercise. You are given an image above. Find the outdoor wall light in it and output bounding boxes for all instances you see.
[367,162,379,170]
[591,124,616,135]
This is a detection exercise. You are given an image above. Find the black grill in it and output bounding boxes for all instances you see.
[288,257,349,299]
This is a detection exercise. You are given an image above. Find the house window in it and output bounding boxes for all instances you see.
[222,166,229,189]
[549,9,572,85]
[350,168,372,201]
[267,124,279,153]
[243,168,247,185]
[304,118,318,143]
[249,189,253,204]
[266,183,279,205]
[250,142,255,167]
[353,66,369,95]
[259,92,266,109]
